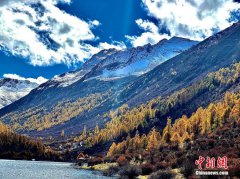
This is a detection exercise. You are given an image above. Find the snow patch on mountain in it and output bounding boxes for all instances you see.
[49,49,118,87]
[52,71,84,88]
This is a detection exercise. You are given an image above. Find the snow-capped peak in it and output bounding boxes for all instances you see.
[86,37,199,80]
[44,37,198,88]
[0,77,40,109]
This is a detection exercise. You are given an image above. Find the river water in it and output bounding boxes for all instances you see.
[0,159,114,179]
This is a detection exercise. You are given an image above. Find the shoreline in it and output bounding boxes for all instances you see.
[78,162,118,171]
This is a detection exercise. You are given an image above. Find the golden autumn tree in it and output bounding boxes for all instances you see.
[133,131,141,152]
[230,100,240,121]
[107,142,117,157]
[162,118,172,143]
[146,128,159,151]
[94,123,100,134]
[140,134,148,149]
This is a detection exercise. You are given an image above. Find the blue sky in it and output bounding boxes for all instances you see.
[58,0,149,45]
[0,0,240,81]
[0,0,149,79]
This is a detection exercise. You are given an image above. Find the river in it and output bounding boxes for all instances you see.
[0,159,115,179]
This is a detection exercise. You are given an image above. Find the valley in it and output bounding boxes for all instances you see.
[0,22,239,178]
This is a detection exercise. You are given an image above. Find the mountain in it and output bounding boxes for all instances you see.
[81,37,197,80]
[41,37,197,88]
[1,20,240,138]
[1,21,240,139]
[0,78,40,109]
[0,37,197,137]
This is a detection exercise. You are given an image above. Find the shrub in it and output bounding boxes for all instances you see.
[125,153,133,161]
[176,156,185,167]
[181,159,194,178]
[207,139,215,148]
[155,161,168,170]
[141,163,155,175]
[104,156,116,163]
[118,165,142,179]
[237,119,240,127]
[88,157,104,166]
[116,155,128,166]
[169,143,179,151]
[103,166,119,177]
[165,153,176,163]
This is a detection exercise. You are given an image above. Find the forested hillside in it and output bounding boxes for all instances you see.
[0,122,61,161]
[83,92,240,178]
[71,60,240,178]
[78,62,240,148]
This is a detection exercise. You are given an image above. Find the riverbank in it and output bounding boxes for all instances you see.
[78,161,186,179]
[79,162,147,178]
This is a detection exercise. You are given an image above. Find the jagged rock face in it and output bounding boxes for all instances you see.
[0,78,39,109]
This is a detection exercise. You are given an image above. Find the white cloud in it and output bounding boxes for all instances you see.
[141,0,240,40]
[0,0,126,66]
[90,20,101,27]
[0,0,71,7]
[3,74,48,84]
[126,19,170,47]
[98,41,126,50]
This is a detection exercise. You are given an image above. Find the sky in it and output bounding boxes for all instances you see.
[0,0,240,82]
